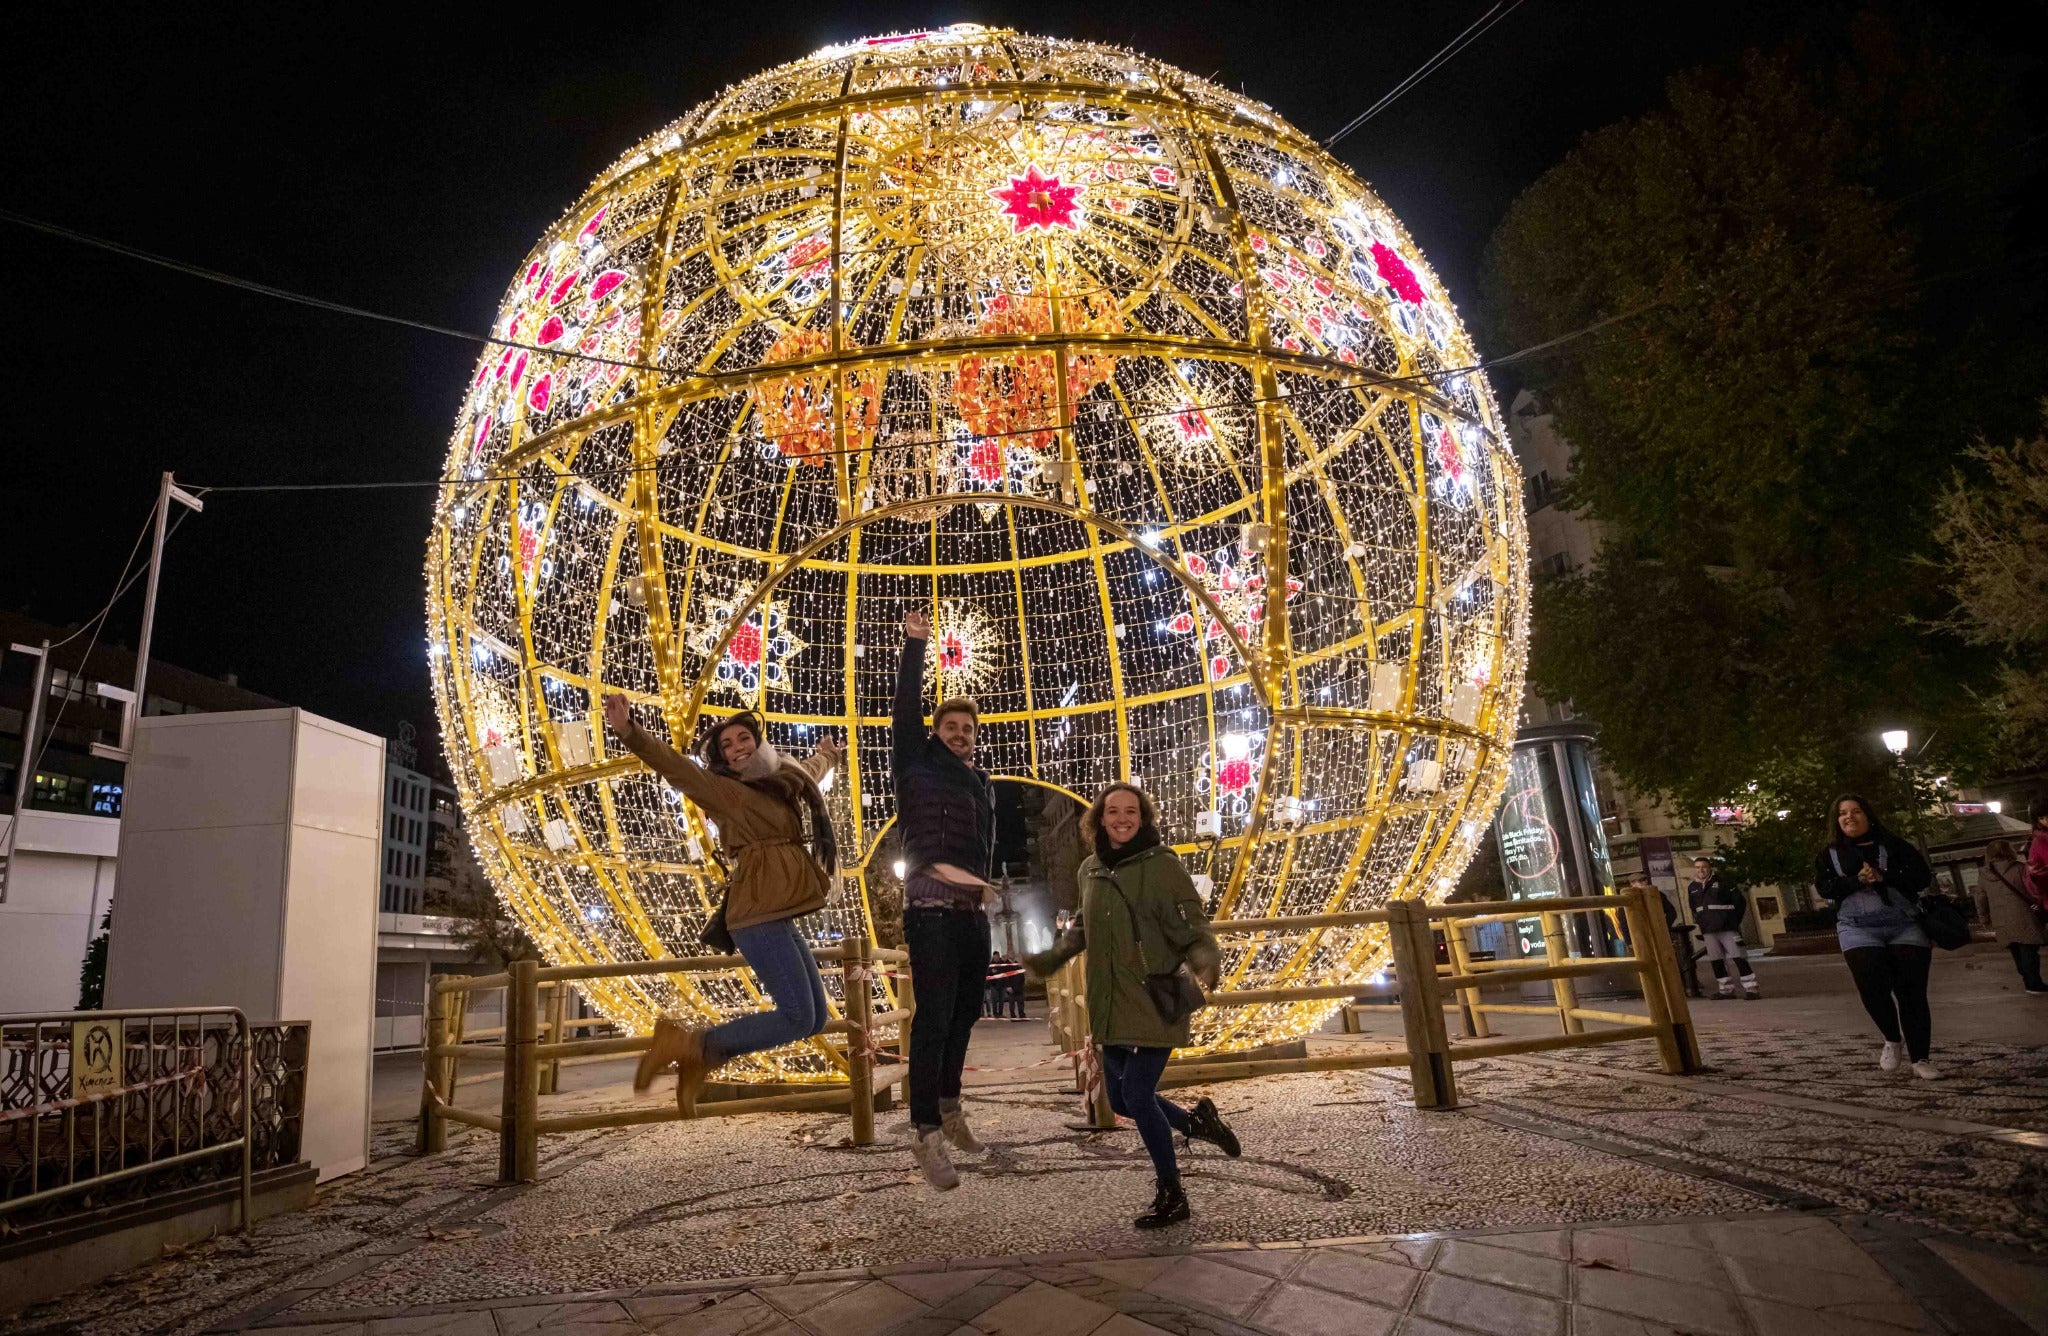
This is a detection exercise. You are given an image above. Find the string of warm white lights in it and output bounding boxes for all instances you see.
[425,24,1531,1080]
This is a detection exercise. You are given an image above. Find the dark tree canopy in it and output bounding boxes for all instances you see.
[1482,10,2044,882]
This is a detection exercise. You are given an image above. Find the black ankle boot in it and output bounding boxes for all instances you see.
[1135,1182,1190,1230]
[1186,1097,1241,1157]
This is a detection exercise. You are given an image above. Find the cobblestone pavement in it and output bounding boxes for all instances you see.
[10,1025,2048,1336]
[1556,1024,2048,1131]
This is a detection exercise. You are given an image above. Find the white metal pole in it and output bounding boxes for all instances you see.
[1,639,53,903]
[121,473,175,756]
[116,473,203,757]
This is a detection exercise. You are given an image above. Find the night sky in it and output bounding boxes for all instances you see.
[0,2,2000,757]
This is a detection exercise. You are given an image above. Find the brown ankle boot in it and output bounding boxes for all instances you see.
[674,1028,715,1116]
[634,1018,686,1093]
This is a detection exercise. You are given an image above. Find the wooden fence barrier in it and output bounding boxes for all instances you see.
[418,937,913,1182]
[1188,885,1702,1106]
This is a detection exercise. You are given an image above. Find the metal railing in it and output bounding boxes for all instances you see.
[419,937,913,1183]
[0,1010,309,1237]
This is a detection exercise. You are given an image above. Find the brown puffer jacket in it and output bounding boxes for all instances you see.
[617,724,834,931]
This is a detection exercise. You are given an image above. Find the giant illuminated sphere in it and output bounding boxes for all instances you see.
[426,25,1528,1082]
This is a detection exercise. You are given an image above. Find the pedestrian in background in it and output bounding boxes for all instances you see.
[1687,858,1760,1000]
[2029,801,2048,911]
[1636,873,1703,998]
[1815,795,1940,1079]
[1986,839,2047,994]
[1027,782,1240,1229]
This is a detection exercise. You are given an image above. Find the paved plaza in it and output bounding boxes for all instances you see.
[10,945,2048,1336]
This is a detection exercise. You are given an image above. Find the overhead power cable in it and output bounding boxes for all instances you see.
[1325,1,1529,148]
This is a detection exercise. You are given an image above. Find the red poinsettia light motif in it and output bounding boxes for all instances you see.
[727,622,764,667]
[1216,758,1254,794]
[967,438,1007,482]
[990,164,1083,233]
[940,631,970,672]
[1371,242,1426,304]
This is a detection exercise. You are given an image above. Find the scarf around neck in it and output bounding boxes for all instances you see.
[1095,823,1162,869]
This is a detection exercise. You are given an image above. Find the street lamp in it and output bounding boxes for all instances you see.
[1880,728,1928,854]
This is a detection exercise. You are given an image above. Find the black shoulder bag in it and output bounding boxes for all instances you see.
[1115,870,1205,1025]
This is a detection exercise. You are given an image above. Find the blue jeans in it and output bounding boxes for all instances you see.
[1836,889,1931,951]
[706,918,829,1062]
[1102,1045,1193,1189]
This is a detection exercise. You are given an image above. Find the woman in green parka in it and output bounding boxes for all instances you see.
[1029,782,1243,1229]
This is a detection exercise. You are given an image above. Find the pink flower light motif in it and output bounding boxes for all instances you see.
[785,236,830,280]
[1371,242,1426,304]
[578,205,609,242]
[548,268,583,307]
[1435,427,1469,488]
[990,165,1083,233]
[1217,757,1254,793]
[528,373,552,414]
[589,270,627,304]
[537,315,567,346]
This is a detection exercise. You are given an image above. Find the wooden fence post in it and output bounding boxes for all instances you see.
[418,983,447,1153]
[1636,887,1705,1073]
[1065,955,1115,1128]
[846,935,875,1146]
[540,983,568,1096]
[1620,885,1686,1074]
[1540,911,1584,1035]
[1442,913,1490,1039]
[1386,900,1457,1110]
[499,961,540,1184]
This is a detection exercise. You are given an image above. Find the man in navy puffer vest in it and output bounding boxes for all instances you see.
[893,609,997,1190]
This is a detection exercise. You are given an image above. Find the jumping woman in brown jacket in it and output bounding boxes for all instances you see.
[602,693,840,1109]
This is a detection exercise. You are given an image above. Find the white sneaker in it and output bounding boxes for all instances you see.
[911,1128,959,1190]
[1912,1061,1942,1080]
[939,1102,985,1154]
[1879,1042,1901,1072]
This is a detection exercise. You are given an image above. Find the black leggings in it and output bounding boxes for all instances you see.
[1843,945,1933,1061]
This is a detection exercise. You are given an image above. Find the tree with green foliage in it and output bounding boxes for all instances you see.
[1933,408,2048,762]
[1481,11,2043,887]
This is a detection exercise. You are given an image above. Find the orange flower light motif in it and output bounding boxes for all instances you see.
[954,293,1122,451]
[749,328,881,465]
[990,164,1082,233]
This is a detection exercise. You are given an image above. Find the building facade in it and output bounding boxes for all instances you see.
[380,757,431,915]
[1,611,285,1012]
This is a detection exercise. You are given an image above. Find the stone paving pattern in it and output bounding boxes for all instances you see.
[11,1023,2048,1336]
[1558,1026,2048,1132]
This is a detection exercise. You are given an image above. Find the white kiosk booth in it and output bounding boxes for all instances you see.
[104,708,381,1180]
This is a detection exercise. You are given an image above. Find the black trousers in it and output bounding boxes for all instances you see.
[1843,944,1933,1062]
[903,907,990,1128]
[2010,943,2044,991]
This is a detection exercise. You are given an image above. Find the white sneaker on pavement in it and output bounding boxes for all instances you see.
[1879,1041,1901,1072]
[939,1101,985,1154]
[911,1128,959,1190]
[1912,1061,1942,1080]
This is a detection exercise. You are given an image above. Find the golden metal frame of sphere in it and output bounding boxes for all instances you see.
[425,23,1529,1083]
